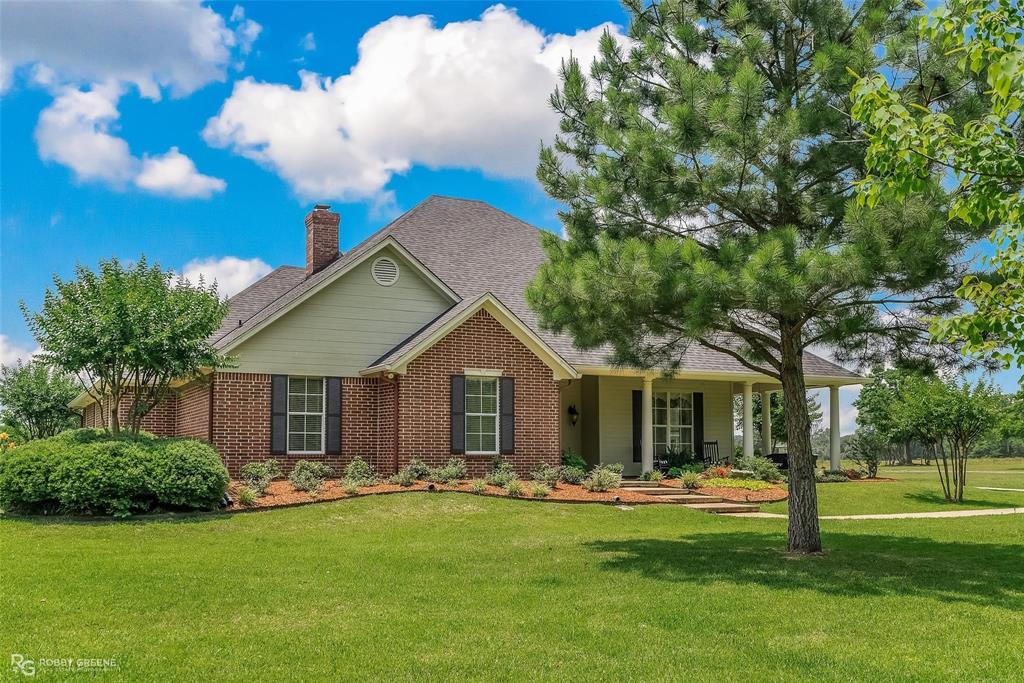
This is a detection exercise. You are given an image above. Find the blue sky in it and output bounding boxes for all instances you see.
[1,1,1018,433]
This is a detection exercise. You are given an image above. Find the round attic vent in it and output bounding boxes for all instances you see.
[371,256,400,286]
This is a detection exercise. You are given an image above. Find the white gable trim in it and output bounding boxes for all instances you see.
[218,237,459,353]
[362,293,579,381]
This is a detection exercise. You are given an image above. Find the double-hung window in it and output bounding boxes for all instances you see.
[465,377,499,454]
[652,391,693,456]
[287,377,324,454]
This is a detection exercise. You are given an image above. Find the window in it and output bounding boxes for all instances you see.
[287,377,324,454]
[653,391,693,456]
[465,377,499,454]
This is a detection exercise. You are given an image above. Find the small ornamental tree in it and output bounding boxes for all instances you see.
[892,377,996,502]
[852,0,1024,368]
[0,360,81,441]
[526,0,985,553]
[23,257,230,435]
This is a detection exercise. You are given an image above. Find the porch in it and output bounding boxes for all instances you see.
[559,368,860,475]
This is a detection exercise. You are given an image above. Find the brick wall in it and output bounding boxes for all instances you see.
[397,309,560,477]
[175,380,211,440]
[80,392,177,434]
[209,372,390,476]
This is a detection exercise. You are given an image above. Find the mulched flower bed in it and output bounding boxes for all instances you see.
[659,478,788,503]
[228,478,721,511]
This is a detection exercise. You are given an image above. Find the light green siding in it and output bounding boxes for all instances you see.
[230,247,452,376]
[591,376,735,476]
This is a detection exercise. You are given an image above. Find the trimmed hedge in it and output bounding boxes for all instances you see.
[0,429,228,516]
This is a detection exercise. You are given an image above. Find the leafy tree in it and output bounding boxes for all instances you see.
[23,257,229,436]
[0,360,81,441]
[526,0,983,552]
[891,377,996,501]
[852,0,1024,368]
[733,392,822,452]
[845,426,883,477]
[854,367,932,464]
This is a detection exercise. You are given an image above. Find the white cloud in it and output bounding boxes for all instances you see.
[182,256,272,298]
[0,335,39,368]
[204,5,623,201]
[35,85,226,198]
[299,32,317,52]
[136,147,226,198]
[814,386,862,436]
[1,0,258,99]
[34,83,136,184]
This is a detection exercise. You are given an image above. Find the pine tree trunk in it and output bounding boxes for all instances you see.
[780,324,821,554]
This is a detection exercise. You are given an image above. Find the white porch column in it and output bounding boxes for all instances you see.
[829,384,841,471]
[760,390,772,455]
[641,375,654,473]
[742,382,754,459]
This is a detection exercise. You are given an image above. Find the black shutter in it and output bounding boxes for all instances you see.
[450,375,465,455]
[692,391,704,459]
[631,390,642,463]
[325,377,342,455]
[270,375,288,455]
[499,377,515,455]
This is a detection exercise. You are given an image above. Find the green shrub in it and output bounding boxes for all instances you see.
[341,479,360,495]
[145,439,229,510]
[504,480,524,497]
[560,449,587,471]
[237,487,257,507]
[530,464,561,487]
[344,457,377,486]
[486,459,517,487]
[0,437,64,513]
[734,455,783,482]
[642,470,663,482]
[664,446,697,469]
[406,458,430,479]
[388,467,417,487]
[582,465,621,492]
[289,461,334,493]
[470,479,487,493]
[680,471,702,489]
[560,465,586,485]
[427,457,467,484]
[667,467,683,479]
[0,429,228,516]
[530,484,550,498]
[605,462,624,475]
[240,459,281,494]
[815,469,850,483]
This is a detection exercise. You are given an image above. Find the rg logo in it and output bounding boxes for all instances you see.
[10,654,35,677]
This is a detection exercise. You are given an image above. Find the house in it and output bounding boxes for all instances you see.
[73,196,863,477]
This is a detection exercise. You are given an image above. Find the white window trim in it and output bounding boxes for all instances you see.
[465,375,500,456]
[287,376,326,455]
[652,390,694,456]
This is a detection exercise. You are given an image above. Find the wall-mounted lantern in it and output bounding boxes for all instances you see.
[567,404,579,427]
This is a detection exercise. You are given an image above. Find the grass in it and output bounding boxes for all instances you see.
[3,493,1024,681]
[762,457,1024,515]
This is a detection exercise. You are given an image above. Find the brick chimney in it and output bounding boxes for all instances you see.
[305,204,340,276]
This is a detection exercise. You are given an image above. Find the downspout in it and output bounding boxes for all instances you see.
[207,374,216,444]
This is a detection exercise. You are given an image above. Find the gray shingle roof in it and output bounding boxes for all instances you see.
[216,195,861,380]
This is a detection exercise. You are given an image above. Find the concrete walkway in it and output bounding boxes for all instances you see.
[976,486,1024,492]
[730,507,1024,520]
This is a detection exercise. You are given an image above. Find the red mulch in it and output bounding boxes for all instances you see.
[227,479,698,511]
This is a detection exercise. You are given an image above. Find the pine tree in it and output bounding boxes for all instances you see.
[527,0,986,552]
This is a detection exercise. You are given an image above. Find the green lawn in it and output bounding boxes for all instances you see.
[762,457,1024,515]
[3,494,1023,681]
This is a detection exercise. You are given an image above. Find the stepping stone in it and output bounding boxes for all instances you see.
[684,502,761,514]
[658,494,724,503]
[621,487,690,496]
